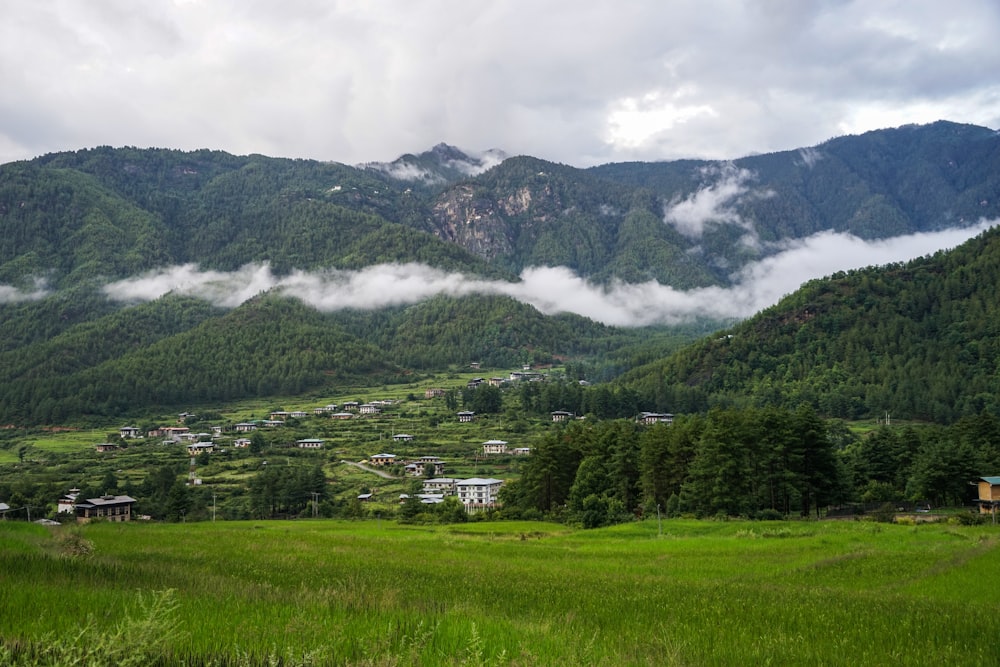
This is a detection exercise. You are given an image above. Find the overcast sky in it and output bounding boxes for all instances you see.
[2,0,999,167]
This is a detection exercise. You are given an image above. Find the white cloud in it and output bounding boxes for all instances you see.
[0,279,49,304]
[367,162,445,184]
[663,164,757,238]
[101,220,995,327]
[605,89,718,150]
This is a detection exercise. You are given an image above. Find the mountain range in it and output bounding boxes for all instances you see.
[0,120,998,424]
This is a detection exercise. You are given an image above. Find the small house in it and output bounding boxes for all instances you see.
[393,433,414,442]
[976,476,1000,514]
[234,422,258,433]
[423,478,459,494]
[638,412,674,425]
[233,438,252,448]
[370,453,397,466]
[95,443,118,453]
[187,442,214,456]
[158,426,190,441]
[359,403,381,415]
[57,490,80,514]
[405,456,444,477]
[458,411,475,423]
[482,440,508,455]
[550,410,574,422]
[119,426,142,439]
[296,438,325,449]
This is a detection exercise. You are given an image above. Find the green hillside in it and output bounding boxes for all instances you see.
[623,225,1000,423]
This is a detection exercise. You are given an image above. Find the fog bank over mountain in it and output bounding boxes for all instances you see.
[100,221,995,326]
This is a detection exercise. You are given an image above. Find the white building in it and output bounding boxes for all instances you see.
[482,440,508,455]
[423,478,459,494]
[455,478,504,511]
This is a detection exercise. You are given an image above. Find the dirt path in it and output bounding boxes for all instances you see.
[340,460,398,479]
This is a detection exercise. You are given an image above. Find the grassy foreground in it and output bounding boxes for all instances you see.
[0,518,997,666]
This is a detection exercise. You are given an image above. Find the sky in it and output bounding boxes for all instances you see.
[2,0,999,168]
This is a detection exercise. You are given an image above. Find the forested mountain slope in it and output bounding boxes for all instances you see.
[2,121,997,292]
[1,121,998,425]
[0,290,645,424]
[623,225,1000,423]
[590,121,1000,242]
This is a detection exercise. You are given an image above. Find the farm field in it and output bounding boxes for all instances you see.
[1,518,997,666]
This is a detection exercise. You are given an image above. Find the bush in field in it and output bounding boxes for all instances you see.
[952,511,987,526]
[870,502,898,523]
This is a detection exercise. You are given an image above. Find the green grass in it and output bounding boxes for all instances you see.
[21,428,113,453]
[1,519,997,665]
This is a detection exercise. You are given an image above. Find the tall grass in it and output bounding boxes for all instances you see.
[1,519,997,665]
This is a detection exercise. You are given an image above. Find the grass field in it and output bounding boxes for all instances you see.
[1,518,997,666]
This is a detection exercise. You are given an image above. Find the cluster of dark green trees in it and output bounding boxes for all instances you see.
[0,290,650,424]
[499,407,1000,527]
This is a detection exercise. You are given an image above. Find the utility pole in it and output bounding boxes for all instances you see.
[311,492,320,518]
[212,493,217,522]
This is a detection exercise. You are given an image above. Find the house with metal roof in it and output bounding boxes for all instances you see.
[74,495,136,523]
[975,476,1000,516]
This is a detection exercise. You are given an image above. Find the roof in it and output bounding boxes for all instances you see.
[457,478,503,486]
[980,476,1000,485]
[75,495,136,508]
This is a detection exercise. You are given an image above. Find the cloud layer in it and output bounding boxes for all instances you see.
[99,221,996,327]
[1,2,998,167]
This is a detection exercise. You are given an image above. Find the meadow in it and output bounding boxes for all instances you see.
[1,518,997,666]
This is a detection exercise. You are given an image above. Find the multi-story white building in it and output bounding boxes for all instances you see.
[455,478,504,511]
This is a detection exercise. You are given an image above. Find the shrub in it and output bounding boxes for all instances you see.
[952,511,987,526]
[871,503,897,523]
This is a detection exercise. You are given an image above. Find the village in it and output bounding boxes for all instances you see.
[3,366,676,523]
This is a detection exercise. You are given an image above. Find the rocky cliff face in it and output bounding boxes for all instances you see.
[429,178,563,263]
[430,185,513,260]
